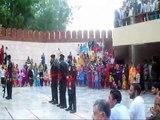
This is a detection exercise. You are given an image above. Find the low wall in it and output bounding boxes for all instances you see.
[1,40,83,69]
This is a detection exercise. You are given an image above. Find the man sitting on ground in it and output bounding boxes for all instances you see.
[151,82,160,95]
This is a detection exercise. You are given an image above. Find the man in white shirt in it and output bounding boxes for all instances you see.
[108,89,130,120]
[129,83,146,120]
[0,66,6,98]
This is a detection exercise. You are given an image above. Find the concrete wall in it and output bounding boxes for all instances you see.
[112,19,160,46]
[1,40,83,69]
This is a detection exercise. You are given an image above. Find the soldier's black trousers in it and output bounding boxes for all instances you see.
[6,80,12,99]
[68,93,76,111]
[60,91,66,107]
[51,82,58,103]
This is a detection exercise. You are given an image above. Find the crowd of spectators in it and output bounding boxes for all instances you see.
[114,0,160,27]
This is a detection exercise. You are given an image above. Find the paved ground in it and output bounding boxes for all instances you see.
[0,86,154,119]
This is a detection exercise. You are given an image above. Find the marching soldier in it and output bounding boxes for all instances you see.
[6,55,13,100]
[65,59,77,113]
[57,54,68,109]
[49,54,59,104]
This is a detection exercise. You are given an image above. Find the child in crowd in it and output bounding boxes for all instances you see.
[18,70,25,87]
[109,72,114,89]
[136,69,140,84]
[1,66,6,98]
[35,74,41,87]
[122,73,128,90]
[94,67,99,89]
[43,69,49,86]
[101,67,106,88]
[12,64,18,87]
[112,81,117,89]
[78,68,85,86]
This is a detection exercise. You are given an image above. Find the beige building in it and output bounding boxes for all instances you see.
[112,19,160,65]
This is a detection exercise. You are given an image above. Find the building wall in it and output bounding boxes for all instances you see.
[112,19,160,46]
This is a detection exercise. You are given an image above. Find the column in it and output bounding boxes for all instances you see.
[130,45,136,65]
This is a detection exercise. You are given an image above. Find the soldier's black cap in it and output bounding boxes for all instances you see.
[7,55,11,60]
[68,55,72,59]
[60,54,65,59]
[50,54,55,58]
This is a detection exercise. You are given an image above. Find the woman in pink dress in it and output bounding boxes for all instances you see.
[18,69,25,87]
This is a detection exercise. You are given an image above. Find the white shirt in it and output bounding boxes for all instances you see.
[129,7,133,17]
[57,49,62,59]
[136,73,140,83]
[129,96,145,120]
[0,69,5,78]
[110,57,115,65]
[110,103,130,120]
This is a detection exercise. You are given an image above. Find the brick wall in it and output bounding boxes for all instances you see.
[0,28,112,43]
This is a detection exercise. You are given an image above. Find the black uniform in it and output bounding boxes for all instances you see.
[6,55,13,100]
[28,69,34,86]
[50,58,59,104]
[39,70,43,86]
[57,55,68,109]
[66,63,77,113]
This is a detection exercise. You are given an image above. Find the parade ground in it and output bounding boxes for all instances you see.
[0,86,154,119]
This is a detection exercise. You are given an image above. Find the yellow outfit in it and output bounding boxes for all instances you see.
[122,74,127,90]
[129,66,136,85]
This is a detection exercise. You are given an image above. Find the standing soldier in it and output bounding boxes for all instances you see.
[6,55,13,100]
[49,54,59,104]
[65,58,77,113]
[57,54,68,109]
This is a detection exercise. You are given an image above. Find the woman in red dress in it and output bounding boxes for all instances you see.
[0,45,4,64]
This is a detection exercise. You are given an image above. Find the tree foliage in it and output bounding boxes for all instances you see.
[0,0,72,31]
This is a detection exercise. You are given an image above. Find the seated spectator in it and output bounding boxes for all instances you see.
[129,83,146,120]
[147,92,160,120]
[108,89,130,120]
[151,82,160,95]
[92,99,111,120]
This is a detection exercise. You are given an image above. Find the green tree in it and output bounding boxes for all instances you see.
[0,0,37,29]
[30,0,72,31]
[0,0,72,31]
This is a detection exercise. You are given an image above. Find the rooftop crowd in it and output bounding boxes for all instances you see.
[114,0,160,27]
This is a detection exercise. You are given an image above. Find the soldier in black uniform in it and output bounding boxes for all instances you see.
[57,54,68,109]
[49,54,59,104]
[65,59,77,113]
[6,55,13,100]
[28,67,34,86]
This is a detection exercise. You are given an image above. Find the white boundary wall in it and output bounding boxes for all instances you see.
[0,40,83,69]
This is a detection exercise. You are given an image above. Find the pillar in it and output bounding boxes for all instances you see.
[130,45,136,65]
